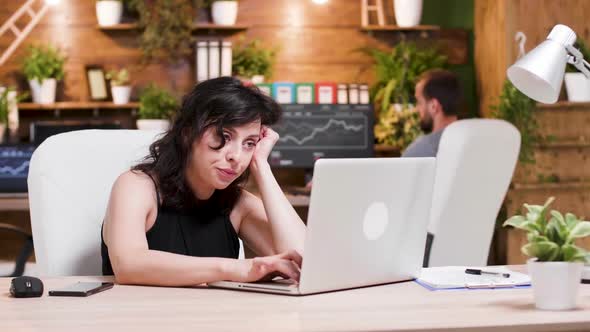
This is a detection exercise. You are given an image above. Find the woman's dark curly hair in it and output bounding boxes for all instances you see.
[133,77,282,212]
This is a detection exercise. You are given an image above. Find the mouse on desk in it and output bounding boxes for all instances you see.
[10,276,44,298]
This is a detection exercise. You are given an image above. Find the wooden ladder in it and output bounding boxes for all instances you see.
[0,0,50,66]
[361,0,385,27]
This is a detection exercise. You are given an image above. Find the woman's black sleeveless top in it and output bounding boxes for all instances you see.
[101,176,240,275]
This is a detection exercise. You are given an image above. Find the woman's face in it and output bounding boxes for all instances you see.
[189,121,262,192]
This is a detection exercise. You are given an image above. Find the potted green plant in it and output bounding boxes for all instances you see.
[106,68,131,105]
[137,84,177,131]
[0,87,27,142]
[491,79,540,164]
[22,44,65,105]
[232,38,277,84]
[564,39,590,101]
[374,101,422,151]
[503,197,590,310]
[127,0,194,62]
[96,0,123,26]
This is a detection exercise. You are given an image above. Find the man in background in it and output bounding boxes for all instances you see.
[402,69,462,158]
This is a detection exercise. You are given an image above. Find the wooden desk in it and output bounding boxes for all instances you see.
[0,193,28,211]
[2,273,590,331]
[0,194,307,211]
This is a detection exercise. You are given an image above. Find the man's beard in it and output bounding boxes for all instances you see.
[419,114,433,133]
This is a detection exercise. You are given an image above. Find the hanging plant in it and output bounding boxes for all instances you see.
[491,79,541,164]
[127,0,196,63]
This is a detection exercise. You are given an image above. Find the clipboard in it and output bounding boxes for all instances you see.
[416,266,531,291]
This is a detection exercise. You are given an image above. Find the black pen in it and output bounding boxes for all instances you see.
[465,268,510,278]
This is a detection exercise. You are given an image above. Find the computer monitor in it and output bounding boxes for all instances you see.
[0,144,35,193]
[270,104,374,168]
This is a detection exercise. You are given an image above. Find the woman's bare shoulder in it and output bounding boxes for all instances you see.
[109,170,158,208]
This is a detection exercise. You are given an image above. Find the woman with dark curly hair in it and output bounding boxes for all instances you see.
[101,77,305,286]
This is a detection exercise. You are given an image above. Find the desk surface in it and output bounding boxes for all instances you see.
[2,271,590,332]
[0,193,308,211]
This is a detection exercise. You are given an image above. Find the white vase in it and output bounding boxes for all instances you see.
[527,259,583,310]
[394,0,423,27]
[564,72,590,102]
[211,1,238,26]
[136,119,170,132]
[111,86,132,105]
[29,78,57,104]
[96,1,123,27]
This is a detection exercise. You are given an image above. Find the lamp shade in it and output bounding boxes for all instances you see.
[507,24,577,104]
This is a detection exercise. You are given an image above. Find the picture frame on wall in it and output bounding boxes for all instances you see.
[85,65,109,101]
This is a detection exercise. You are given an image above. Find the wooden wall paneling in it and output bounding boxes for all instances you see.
[474,0,510,118]
[512,146,590,184]
[1,0,469,104]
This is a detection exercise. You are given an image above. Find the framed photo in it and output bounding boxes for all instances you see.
[85,65,109,101]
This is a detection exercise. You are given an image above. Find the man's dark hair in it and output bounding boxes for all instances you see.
[418,69,462,116]
[133,77,282,212]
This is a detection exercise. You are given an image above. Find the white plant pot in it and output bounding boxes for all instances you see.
[136,119,170,132]
[111,86,132,105]
[527,259,583,310]
[96,1,123,27]
[29,78,57,104]
[394,0,423,27]
[211,1,238,26]
[564,72,590,102]
[251,75,265,84]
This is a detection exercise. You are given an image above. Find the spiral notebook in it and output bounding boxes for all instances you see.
[416,266,531,290]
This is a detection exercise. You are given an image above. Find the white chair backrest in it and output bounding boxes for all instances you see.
[28,130,162,276]
[427,119,520,267]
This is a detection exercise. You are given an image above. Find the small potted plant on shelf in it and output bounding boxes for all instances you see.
[564,39,590,102]
[232,38,277,84]
[106,68,131,105]
[0,87,27,142]
[22,44,65,105]
[127,0,194,63]
[96,0,124,27]
[137,84,177,132]
[503,197,590,310]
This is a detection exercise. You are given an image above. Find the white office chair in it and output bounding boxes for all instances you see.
[28,130,245,277]
[424,119,520,267]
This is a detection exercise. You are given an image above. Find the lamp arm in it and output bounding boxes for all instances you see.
[566,44,590,78]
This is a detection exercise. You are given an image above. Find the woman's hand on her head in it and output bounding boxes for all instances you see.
[229,250,303,283]
[251,126,279,165]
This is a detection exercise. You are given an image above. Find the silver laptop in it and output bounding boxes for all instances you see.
[208,157,436,295]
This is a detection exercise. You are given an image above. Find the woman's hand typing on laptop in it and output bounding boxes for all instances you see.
[226,250,302,283]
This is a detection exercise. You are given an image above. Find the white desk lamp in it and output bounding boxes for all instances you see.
[507,24,590,104]
[507,24,590,282]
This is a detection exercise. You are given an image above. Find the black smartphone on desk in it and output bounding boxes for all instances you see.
[49,282,114,297]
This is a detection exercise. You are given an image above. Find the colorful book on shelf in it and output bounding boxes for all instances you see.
[416,266,531,290]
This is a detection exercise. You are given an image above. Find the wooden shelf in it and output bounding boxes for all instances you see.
[536,140,590,148]
[18,102,139,110]
[192,23,249,32]
[512,181,590,191]
[537,101,590,110]
[98,23,249,32]
[96,23,140,30]
[360,25,440,32]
